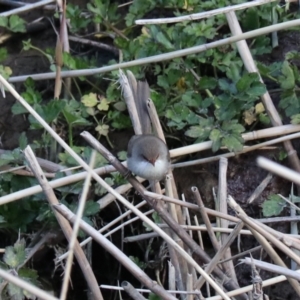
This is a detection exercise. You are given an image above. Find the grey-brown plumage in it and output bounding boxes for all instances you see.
[127,135,170,180]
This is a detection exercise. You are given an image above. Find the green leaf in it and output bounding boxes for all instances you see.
[97,98,109,111]
[218,78,232,92]
[18,267,38,280]
[152,211,161,224]
[222,121,245,134]
[95,124,109,136]
[258,113,270,125]
[117,151,127,161]
[0,16,8,27]
[242,8,260,30]
[62,109,91,126]
[18,132,28,150]
[3,239,26,268]
[222,135,244,152]
[280,61,295,90]
[262,194,286,217]
[247,82,266,97]
[149,293,162,300]
[81,93,98,107]
[185,126,202,138]
[108,111,131,129]
[156,32,173,49]
[9,15,26,32]
[291,114,300,124]
[157,75,169,89]
[185,123,212,140]
[226,62,241,82]
[7,282,23,300]
[198,76,217,90]
[44,100,66,123]
[279,90,300,117]
[83,202,100,216]
[210,129,221,152]
[0,65,12,79]
[0,48,7,62]
[182,92,202,108]
[236,74,252,92]
[278,150,287,161]
[113,101,126,111]
[11,103,28,115]
[129,256,147,269]
[3,246,17,267]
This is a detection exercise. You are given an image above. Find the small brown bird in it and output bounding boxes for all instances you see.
[127,134,170,181]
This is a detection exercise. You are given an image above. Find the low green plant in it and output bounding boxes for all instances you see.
[0,15,26,33]
[0,238,39,300]
[262,194,286,217]
[66,4,92,33]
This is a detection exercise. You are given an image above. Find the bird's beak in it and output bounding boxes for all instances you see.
[149,159,156,166]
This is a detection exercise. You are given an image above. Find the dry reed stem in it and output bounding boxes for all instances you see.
[194,221,244,290]
[119,70,143,135]
[182,194,193,238]
[206,265,300,300]
[288,187,300,270]
[170,124,300,157]
[229,195,300,252]
[0,124,299,207]
[54,204,177,300]
[60,151,96,300]
[144,191,300,237]
[23,146,103,300]
[123,226,251,243]
[100,285,203,295]
[121,281,147,300]
[192,187,220,251]
[9,19,300,82]
[226,11,280,125]
[217,157,238,282]
[165,175,188,290]
[228,196,300,296]
[0,0,26,7]
[257,157,300,186]
[186,273,193,300]
[81,131,235,300]
[0,165,55,178]
[0,268,58,300]
[278,194,300,213]
[219,246,262,264]
[249,257,264,299]
[167,261,176,297]
[122,71,186,289]
[0,149,67,173]
[247,173,273,204]
[242,257,300,281]
[136,0,277,24]
[0,0,54,17]
[226,10,300,185]
[172,130,300,168]
[69,35,119,55]
[57,201,151,262]
[123,224,300,242]
[97,177,145,208]
[124,71,186,290]
[0,164,116,205]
